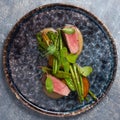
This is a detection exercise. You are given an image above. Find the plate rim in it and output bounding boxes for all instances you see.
[2,3,118,117]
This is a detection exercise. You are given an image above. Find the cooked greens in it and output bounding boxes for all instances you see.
[36,26,97,103]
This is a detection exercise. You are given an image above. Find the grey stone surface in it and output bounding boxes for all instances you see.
[0,0,120,120]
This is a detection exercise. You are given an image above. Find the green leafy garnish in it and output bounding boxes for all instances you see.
[36,32,48,50]
[46,44,56,55]
[66,54,78,63]
[59,47,70,72]
[36,32,42,41]
[62,28,75,34]
[36,27,97,103]
[45,76,53,93]
[47,31,58,43]
[60,47,68,57]
[62,58,70,72]
[78,66,93,77]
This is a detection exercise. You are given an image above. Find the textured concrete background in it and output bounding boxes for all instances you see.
[0,0,120,120]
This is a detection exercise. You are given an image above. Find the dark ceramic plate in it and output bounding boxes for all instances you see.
[3,3,117,117]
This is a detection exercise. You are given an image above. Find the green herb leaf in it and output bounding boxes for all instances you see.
[36,32,48,50]
[60,47,70,72]
[45,76,53,93]
[53,51,60,60]
[47,31,58,43]
[79,66,93,77]
[62,28,75,34]
[36,32,42,42]
[66,54,78,63]
[63,59,70,72]
[60,47,68,57]
[46,44,56,55]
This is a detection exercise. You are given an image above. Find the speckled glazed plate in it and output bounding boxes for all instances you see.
[3,3,117,117]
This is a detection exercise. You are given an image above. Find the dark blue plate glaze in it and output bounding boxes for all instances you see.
[3,3,117,117]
